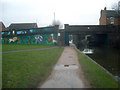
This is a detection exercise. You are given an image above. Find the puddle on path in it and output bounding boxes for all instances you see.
[69,56,73,58]
[39,47,86,88]
[40,64,84,88]
[54,64,79,70]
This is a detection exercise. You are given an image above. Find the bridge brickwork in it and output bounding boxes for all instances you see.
[63,24,120,47]
[65,24,120,34]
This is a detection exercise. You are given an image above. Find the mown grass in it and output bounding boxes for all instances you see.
[0,44,2,51]
[2,44,55,52]
[75,48,119,88]
[2,48,63,88]
[0,44,2,89]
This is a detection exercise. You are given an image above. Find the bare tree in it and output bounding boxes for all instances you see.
[111,1,120,15]
[52,20,63,29]
[111,2,118,10]
[49,20,63,29]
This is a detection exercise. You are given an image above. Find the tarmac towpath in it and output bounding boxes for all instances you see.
[38,47,90,88]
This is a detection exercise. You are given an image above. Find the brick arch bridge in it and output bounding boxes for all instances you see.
[58,24,120,48]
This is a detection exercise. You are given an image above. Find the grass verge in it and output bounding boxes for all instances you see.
[75,48,119,88]
[3,48,63,88]
[0,44,1,89]
[2,44,55,52]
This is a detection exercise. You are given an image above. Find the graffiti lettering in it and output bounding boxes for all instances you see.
[35,35,43,44]
[2,34,58,44]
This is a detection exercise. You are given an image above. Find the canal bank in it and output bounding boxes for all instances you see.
[88,47,120,80]
[75,47,119,88]
[77,45,120,84]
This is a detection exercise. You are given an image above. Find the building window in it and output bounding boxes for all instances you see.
[110,17,114,24]
[13,31,15,35]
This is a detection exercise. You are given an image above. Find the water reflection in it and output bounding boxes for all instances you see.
[79,46,120,77]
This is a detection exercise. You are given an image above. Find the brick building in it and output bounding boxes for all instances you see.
[8,23,38,30]
[99,7,120,25]
[0,22,6,31]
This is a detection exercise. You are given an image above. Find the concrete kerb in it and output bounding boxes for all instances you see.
[75,47,119,83]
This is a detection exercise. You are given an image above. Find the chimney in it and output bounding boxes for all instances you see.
[104,7,107,10]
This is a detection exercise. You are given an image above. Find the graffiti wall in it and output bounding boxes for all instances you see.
[2,33,58,45]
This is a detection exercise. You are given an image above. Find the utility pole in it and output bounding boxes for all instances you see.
[54,12,56,24]
[118,1,120,15]
[118,1,120,10]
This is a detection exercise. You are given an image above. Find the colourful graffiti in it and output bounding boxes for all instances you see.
[51,34,57,44]
[35,35,43,44]
[2,33,58,44]
[9,37,18,43]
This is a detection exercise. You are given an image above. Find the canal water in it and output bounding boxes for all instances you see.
[78,46,120,80]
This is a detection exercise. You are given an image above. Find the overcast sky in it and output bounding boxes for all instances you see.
[0,0,119,27]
